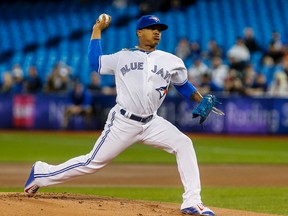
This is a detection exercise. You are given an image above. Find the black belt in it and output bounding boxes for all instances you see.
[120,109,153,123]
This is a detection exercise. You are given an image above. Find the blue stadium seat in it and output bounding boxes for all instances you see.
[0,0,287,86]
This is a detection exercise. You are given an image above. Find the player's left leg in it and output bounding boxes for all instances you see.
[24,106,142,195]
[140,115,215,215]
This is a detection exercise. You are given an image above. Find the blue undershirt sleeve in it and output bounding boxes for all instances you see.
[88,39,103,72]
[173,80,197,100]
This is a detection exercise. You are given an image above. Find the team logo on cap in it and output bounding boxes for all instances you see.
[150,16,159,22]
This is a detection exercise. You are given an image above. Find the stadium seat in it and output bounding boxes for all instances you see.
[0,0,287,87]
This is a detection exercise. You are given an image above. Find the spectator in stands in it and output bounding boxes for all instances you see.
[248,73,268,96]
[281,55,288,80]
[266,31,286,64]
[223,68,244,95]
[187,57,209,87]
[62,82,93,129]
[203,39,223,60]
[23,66,42,94]
[87,72,102,95]
[267,71,288,97]
[227,37,250,72]
[11,64,25,94]
[209,56,229,92]
[174,37,191,61]
[0,72,14,94]
[242,64,256,86]
[242,64,267,96]
[190,40,202,60]
[260,55,276,86]
[242,27,262,54]
[197,73,212,95]
[43,62,71,93]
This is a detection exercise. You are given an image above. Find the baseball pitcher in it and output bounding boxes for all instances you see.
[24,14,224,215]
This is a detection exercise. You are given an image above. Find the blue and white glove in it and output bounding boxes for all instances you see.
[192,95,224,124]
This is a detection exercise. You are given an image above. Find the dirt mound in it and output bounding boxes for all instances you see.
[1,164,286,215]
[0,193,278,216]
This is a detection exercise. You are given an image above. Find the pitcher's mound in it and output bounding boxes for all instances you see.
[0,192,278,216]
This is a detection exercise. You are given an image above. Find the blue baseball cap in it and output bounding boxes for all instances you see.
[136,15,168,31]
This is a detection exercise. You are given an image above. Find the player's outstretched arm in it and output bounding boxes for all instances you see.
[88,14,111,72]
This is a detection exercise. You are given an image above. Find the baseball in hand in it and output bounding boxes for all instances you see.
[98,13,111,24]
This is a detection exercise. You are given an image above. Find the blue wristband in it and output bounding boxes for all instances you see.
[174,80,197,100]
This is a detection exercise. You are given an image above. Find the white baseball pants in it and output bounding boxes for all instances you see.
[33,104,202,209]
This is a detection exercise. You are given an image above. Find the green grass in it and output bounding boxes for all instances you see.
[1,132,288,215]
[2,186,287,215]
[206,187,288,215]
[0,132,287,164]
[0,132,95,162]
[192,135,288,164]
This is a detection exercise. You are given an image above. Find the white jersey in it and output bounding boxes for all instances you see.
[99,49,188,116]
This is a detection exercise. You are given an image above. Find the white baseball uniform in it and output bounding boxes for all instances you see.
[33,48,202,209]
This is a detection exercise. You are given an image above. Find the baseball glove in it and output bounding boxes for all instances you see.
[192,94,224,124]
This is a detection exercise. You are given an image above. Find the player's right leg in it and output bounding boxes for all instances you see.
[141,115,215,215]
[24,105,141,196]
